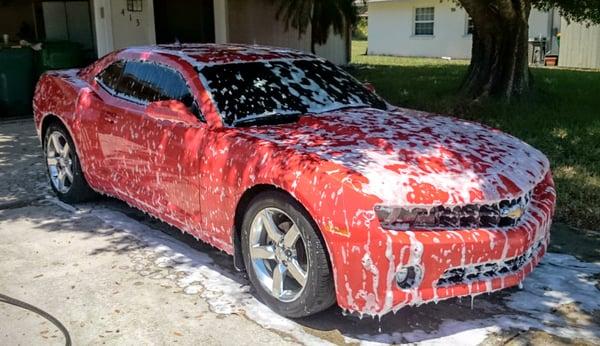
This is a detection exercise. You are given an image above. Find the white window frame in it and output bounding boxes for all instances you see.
[413,7,435,36]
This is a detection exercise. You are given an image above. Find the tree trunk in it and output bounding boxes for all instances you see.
[459,0,532,100]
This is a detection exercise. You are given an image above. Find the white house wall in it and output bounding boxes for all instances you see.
[559,19,600,69]
[315,30,349,66]
[92,0,156,56]
[227,0,348,64]
[109,0,156,51]
[368,0,552,59]
[90,0,347,63]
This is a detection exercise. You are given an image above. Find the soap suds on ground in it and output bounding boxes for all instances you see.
[55,199,599,345]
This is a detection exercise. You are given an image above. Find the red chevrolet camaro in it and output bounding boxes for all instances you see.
[33,44,555,318]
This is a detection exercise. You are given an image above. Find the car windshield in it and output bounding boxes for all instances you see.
[199,59,387,126]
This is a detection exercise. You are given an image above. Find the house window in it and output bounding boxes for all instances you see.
[466,16,474,35]
[127,0,143,12]
[414,7,435,36]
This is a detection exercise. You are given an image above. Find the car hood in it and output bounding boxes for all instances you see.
[243,107,550,206]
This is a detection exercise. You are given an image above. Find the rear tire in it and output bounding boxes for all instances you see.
[241,191,335,318]
[44,123,97,203]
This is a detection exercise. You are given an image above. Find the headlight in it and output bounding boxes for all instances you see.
[374,205,438,230]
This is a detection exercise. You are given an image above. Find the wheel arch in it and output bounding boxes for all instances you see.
[40,114,84,163]
[40,114,65,144]
[232,184,335,277]
[40,113,95,191]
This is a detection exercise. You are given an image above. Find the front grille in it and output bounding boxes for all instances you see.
[436,240,543,287]
[426,190,532,229]
[376,190,535,231]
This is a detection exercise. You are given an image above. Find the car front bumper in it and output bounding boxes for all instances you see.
[331,172,556,316]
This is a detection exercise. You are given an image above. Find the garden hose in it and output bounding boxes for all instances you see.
[0,293,71,346]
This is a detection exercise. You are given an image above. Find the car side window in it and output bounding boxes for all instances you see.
[96,61,125,91]
[114,61,204,121]
[115,61,162,103]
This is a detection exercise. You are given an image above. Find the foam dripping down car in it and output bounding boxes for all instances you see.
[33,44,556,318]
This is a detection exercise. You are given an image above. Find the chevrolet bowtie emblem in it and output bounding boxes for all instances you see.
[501,204,524,219]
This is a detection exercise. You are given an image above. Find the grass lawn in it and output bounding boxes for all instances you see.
[348,40,600,260]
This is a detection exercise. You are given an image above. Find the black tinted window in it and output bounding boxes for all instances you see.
[200,59,386,126]
[115,61,190,104]
[97,61,124,91]
[97,61,204,121]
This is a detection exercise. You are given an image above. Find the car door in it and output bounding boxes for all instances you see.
[77,60,129,191]
[78,59,158,203]
[109,60,206,231]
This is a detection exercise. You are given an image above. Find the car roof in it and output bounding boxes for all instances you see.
[122,43,320,68]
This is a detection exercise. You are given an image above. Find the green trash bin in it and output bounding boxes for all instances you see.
[0,47,34,117]
[35,41,84,76]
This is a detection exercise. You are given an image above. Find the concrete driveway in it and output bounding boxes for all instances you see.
[1,118,599,345]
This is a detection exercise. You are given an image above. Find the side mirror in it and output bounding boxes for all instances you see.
[146,100,199,126]
[78,87,102,109]
[363,82,376,93]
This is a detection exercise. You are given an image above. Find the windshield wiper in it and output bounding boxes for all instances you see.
[234,113,302,127]
[320,104,373,113]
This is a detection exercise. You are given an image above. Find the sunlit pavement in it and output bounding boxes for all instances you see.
[1,118,599,345]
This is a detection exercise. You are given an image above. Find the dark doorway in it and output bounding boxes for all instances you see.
[154,0,215,44]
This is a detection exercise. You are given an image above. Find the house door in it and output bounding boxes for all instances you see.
[153,0,215,44]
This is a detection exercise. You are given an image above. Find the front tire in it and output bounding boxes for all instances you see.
[44,124,97,203]
[241,191,335,318]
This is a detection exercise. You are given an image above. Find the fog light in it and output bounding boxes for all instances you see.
[395,266,421,289]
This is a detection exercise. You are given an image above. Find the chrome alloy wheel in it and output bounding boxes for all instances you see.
[46,131,74,194]
[249,208,309,302]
